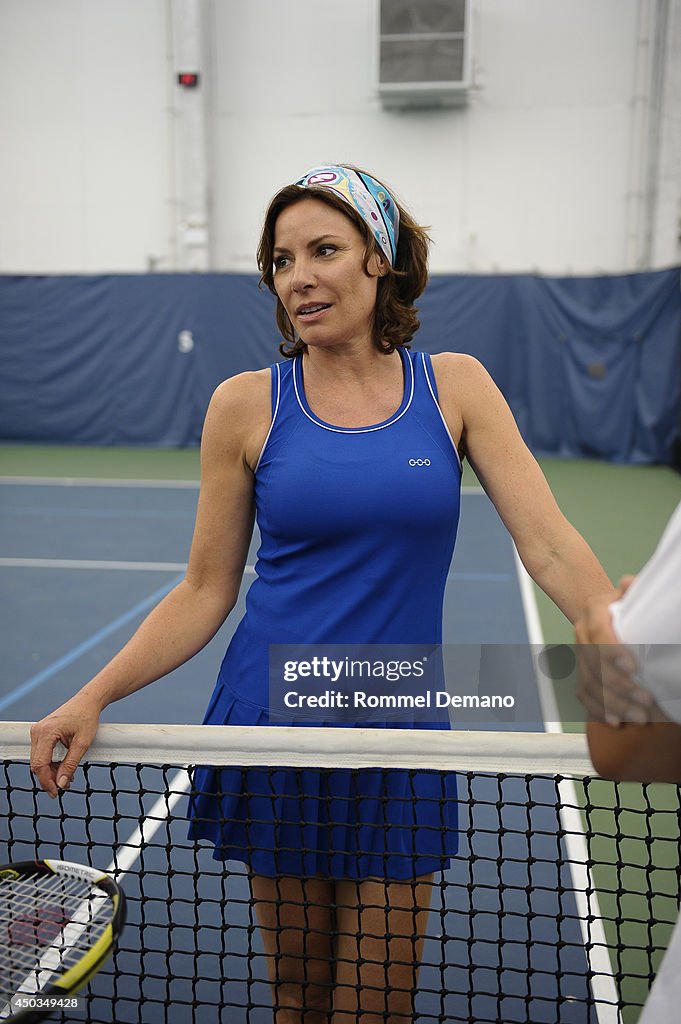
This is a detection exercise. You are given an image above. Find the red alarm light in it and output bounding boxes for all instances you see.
[177,72,200,88]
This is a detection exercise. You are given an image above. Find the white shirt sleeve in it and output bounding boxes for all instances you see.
[609,501,681,723]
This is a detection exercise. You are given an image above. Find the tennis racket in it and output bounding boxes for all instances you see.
[0,859,126,1022]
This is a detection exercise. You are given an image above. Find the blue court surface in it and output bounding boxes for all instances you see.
[0,479,614,1023]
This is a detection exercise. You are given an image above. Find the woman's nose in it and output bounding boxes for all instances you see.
[290,258,316,291]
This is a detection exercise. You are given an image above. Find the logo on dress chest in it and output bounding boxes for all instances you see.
[408,458,432,467]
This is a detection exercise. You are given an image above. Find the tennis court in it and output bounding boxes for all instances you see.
[2,446,680,1023]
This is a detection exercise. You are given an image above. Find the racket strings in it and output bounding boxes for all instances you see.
[0,874,112,994]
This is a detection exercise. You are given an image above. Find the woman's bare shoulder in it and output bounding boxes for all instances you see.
[204,368,274,469]
[211,367,272,410]
[430,351,488,387]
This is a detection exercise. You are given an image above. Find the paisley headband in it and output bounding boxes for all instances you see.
[294,165,400,266]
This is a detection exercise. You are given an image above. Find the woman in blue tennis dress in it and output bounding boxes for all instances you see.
[188,341,462,880]
[31,165,615,1022]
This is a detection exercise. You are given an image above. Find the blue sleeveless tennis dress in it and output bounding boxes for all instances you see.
[189,348,462,878]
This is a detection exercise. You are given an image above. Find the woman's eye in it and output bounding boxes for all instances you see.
[318,245,336,257]
[274,256,290,270]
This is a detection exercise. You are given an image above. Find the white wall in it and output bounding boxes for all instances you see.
[1,0,679,274]
[0,0,172,273]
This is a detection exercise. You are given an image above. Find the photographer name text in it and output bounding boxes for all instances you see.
[282,690,515,710]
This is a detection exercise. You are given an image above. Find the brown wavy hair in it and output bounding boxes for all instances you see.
[256,166,431,357]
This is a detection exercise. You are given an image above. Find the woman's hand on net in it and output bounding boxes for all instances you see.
[30,695,102,798]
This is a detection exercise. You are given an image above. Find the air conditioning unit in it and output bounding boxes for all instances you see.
[378,0,472,109]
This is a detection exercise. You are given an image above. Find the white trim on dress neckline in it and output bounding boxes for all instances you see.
[292,348,415,434]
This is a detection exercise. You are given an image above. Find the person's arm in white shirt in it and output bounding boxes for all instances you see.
[576,503,681,784]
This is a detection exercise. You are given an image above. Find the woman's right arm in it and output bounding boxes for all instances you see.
[30,370,271,796]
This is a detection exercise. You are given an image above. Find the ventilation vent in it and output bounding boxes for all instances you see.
[378,0,471,108]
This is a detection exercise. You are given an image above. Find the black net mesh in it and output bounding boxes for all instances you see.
[2,743,681,1023]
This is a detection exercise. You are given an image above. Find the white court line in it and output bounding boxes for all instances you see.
[513,546,621,1024]
[0,558,187,572]
[106,770,192,881]
[2,559,496,582]
[0,476,200,488]
[0,558,257,574]
[0,476,485,494]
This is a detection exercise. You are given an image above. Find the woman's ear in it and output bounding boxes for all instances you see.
[367,251,389,278]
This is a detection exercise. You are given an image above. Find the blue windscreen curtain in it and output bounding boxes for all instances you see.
[0,268,679,462]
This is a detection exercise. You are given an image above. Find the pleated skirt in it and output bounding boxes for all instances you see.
[187,682,459,880]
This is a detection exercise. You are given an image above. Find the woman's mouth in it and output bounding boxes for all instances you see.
[297,303,332,321]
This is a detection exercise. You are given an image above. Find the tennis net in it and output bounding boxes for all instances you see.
[2,722,680,1024]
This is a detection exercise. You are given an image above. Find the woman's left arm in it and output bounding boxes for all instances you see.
[433,352,616,624]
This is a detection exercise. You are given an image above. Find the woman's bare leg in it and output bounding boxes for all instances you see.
[251,874,336,1023]
[331,874,434,1023]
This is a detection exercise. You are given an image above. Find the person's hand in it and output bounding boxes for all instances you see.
[30,694,101,798]
[575,576,656,726]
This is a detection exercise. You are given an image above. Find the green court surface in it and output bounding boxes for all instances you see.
[2,442,680,1022]
[531,457,681,645]
[0,443,202,481]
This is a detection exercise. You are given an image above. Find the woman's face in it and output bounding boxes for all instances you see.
[272,197,384,351]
